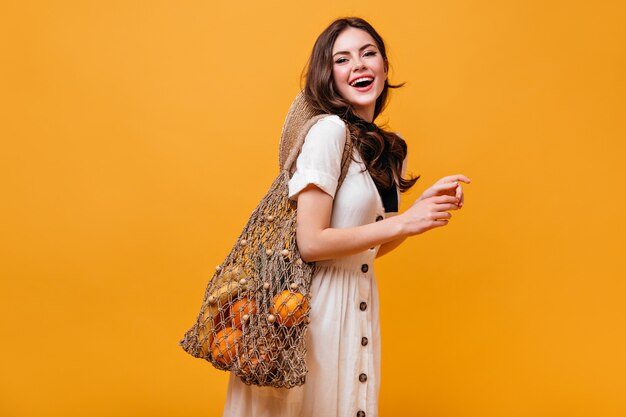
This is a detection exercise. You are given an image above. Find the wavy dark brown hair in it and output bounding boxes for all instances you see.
[302,17,419,193]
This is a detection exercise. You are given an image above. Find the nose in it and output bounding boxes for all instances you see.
[352,57,366,71]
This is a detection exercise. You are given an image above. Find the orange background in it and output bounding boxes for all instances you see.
[1,1,625,416]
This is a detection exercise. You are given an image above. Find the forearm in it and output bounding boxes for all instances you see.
[294,184,460,262]
[372,213,405,258]
[297,216,407,262]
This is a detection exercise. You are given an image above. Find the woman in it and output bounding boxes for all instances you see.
[223,17,470,417]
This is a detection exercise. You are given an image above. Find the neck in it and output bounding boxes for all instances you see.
[353,109,374,123]
[346,112,380,133]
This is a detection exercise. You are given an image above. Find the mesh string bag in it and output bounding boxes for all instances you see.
[179,92,353,388]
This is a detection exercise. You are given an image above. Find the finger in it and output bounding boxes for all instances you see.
[431,195,459,204]
[423,183,457,199]
[459,192,464,208]
[431,211,452,220]
[451,174,471,184]
[455,184,462,200]
[430,219,449,229]
[435,203,460,211]
[435,175,457,183]
[457,175,471,184]
[437,181,458,191]
[439,174,471,184]
[423,182,457,197]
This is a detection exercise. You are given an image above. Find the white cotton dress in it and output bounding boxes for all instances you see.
[223,115,398,417]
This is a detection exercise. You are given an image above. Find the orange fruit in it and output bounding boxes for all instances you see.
[230,297,257,329]
[211,327,242,366]
[270,290,309,327]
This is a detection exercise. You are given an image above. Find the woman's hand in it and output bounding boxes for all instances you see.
[418,174,471,208]
[397,195,461,236]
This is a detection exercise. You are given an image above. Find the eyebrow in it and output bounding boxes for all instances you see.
[332,43,377,57]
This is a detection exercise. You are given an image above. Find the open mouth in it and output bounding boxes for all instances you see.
[350,77,374,88]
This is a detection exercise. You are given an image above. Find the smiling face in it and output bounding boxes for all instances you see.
[331,27,388,122]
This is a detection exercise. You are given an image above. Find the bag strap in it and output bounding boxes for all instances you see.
[279,92,353,191]
[282,114,353,189]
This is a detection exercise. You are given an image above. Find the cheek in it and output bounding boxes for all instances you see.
[332,67,348,87]
[376,60,387,77]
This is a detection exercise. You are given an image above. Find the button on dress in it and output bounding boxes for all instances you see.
[223,115,399,417]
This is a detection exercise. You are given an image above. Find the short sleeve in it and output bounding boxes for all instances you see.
[288,115,346,200]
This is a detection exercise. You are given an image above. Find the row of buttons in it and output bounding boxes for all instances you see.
[357,218,380,417]
[357,257,372,417]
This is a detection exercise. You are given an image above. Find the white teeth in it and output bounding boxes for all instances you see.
[350,77,374,87]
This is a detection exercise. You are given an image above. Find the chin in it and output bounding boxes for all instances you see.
[350,98,378,113]
[348,93,381,111]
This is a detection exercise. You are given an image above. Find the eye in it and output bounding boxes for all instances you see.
[364,51,377,57]
[334,57,348,64]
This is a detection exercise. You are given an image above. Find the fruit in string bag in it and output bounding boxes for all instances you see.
[197,308,225,356]
[207,277,248,307]
[211,327,242,366]
[270,290,309,327]
[230,297,257,329]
